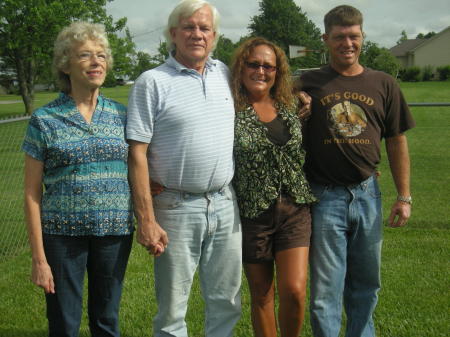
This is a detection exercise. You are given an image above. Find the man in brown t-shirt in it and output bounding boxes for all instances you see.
[299,5,415,337]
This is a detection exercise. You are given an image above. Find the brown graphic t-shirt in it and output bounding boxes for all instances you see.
[300,66,415,185]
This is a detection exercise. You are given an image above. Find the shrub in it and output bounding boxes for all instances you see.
[400,67,421,82]
[421,65,434,81]
[436,65,450,81]
[372,49,400,77]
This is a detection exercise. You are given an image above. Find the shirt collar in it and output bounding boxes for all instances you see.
[166,53,217,73]
[58,92,104,104]
[58,92,104,117]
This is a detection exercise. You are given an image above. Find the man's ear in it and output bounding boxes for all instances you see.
[170,27,177,41]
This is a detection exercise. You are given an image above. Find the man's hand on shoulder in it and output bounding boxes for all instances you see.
[296,91,311,120]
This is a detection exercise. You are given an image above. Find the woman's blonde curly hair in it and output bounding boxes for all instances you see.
[53,21,112,94]
[230,37,294,112]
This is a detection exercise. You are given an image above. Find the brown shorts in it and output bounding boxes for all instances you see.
[242,194,311,263]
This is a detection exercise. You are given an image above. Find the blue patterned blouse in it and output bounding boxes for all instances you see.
[22,93,134,236]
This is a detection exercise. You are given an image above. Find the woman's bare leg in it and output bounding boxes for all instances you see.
[275,247,309,337]
[244,262,277,337]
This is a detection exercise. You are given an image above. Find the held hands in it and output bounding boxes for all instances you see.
[136,221,168,257]
[32,260,55,294]
[144,181,167,256]
[388,201,411,227]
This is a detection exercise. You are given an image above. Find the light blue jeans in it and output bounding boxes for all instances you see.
[309,175,382,337]
[152,185,242,337]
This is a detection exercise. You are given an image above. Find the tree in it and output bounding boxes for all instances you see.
[416,31,436,39]
[372,49,400,77]
[129,41,169,80]
[152,41,169,65]
[106,19,136,82]
[359,41,382,68]
[132,51,159,79]
[248,0,322,68]
[0,0,133,114]
[360,41,399,77]
[397,30,408,45]
[212,35,236,67]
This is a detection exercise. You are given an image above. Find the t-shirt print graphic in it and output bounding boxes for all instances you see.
[328,100,367,137]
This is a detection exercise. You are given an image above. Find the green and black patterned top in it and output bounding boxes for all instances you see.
[233,101,316,219]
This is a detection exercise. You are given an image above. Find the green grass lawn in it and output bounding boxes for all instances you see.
[0,80,449,119]
[0,82,449,336]
[0,87,130,120]
[399,81,450,102]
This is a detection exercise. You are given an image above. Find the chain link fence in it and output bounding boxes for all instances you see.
[0,100,448,263]
[0,118,29,262]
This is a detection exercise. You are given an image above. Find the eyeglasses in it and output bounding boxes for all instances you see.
[76,51,107,62]
[245,61,277,73]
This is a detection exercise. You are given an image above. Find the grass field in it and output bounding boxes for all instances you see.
[0,82,449,336]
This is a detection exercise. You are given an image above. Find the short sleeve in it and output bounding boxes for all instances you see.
[22,113,46,161]
[384,78,416,138]
[126,72,157,144]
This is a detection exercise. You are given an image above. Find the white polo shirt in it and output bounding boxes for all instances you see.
[126,55,235,193]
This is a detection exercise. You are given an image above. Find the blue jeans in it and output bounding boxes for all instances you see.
[43,234,133,337]
[309,175,382,337]
[152,185,242,337]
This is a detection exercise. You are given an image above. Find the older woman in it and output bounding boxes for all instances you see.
[22,22,133,337]
[230,37,316,337]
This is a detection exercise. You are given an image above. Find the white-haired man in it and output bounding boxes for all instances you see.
[126,1,241,336]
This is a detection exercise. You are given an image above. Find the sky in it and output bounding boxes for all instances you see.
[106,0,450,54]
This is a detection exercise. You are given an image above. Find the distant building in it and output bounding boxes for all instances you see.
[389,26,450,70]
[0,68,18,94]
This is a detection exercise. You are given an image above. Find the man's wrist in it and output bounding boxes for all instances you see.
[397,195,412,205]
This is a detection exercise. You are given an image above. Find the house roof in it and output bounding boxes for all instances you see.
[389,26,450,57]
[410,26,450,52]
[389,39,425,57]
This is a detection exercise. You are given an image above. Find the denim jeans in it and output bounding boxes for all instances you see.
[152,185,242,337]
[43,234,133,337]
[309,175,382,337]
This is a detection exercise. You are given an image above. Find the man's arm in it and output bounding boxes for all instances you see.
[385,134,412,227]
[128,140,168,255]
